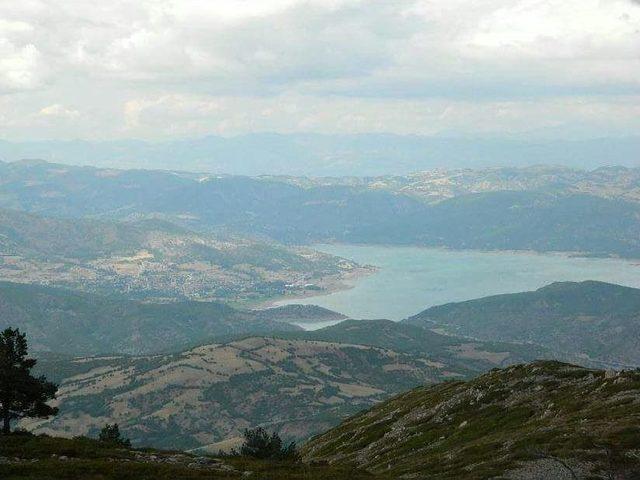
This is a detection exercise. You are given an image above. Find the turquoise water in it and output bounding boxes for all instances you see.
[277,245,640,323]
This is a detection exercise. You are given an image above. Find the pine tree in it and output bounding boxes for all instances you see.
[0,328,58,434]
[98,423,131,448]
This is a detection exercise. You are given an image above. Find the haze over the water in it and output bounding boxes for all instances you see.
[1,1,639,174]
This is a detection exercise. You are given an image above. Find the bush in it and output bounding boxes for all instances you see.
[239,427,300,461]
[98,423,131,448]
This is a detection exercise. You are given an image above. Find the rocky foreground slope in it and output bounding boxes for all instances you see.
[304,361,640,479]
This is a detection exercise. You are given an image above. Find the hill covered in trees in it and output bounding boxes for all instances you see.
[0,282,309,355]
[406,281,640,368]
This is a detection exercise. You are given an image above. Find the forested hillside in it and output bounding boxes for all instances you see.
[407,281,640,367]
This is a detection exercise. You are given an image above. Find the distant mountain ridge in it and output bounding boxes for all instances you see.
[1,134,639,176]
[406,280,640,367]
[270,164,640,204]
[2,160,640,258]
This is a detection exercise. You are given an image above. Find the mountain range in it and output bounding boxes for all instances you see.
[1,134,639,176]
[2,156,640,477]
[2,160,640,258]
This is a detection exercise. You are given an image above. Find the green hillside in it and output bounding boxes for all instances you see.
[406,281,640,367]
[25,319,550,451]
[26,337,458,450]
[0,282,302,355]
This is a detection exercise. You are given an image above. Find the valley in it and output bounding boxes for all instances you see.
[2,160,640,478]
[3,5,639,477]
[26,321,548,450]
[10,278,639,455]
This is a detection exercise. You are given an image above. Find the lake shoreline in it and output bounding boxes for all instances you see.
[255,263,377,311]
[303,242,640,263]
[261,243,640,321]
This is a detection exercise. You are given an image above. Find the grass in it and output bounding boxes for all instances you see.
[303,361,640,479]
[0,433,375,480]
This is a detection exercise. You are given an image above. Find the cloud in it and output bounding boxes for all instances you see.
[0,41,46,92]
[38,103,80,118]
[0,0,638,140]
[119,92,640,139]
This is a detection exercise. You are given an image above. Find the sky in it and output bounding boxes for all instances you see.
[0,0,639,141]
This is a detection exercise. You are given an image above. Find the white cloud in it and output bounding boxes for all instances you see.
[119,92,640,138]
[0,41,46,91]
[38,103,80,118]
[0,0,638,139]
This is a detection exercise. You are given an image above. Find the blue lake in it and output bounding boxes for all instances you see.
[276,245,640,323]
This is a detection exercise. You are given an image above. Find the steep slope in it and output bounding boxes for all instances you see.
[26,337,461,450]
[406,281,640,367]
[0,282,304,355]
[0,208,362,302]
[304,361,640,479]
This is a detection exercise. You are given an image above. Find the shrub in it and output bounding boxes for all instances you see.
[239,427,300,461]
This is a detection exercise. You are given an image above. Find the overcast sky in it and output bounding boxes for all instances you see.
[1,0,639,141]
